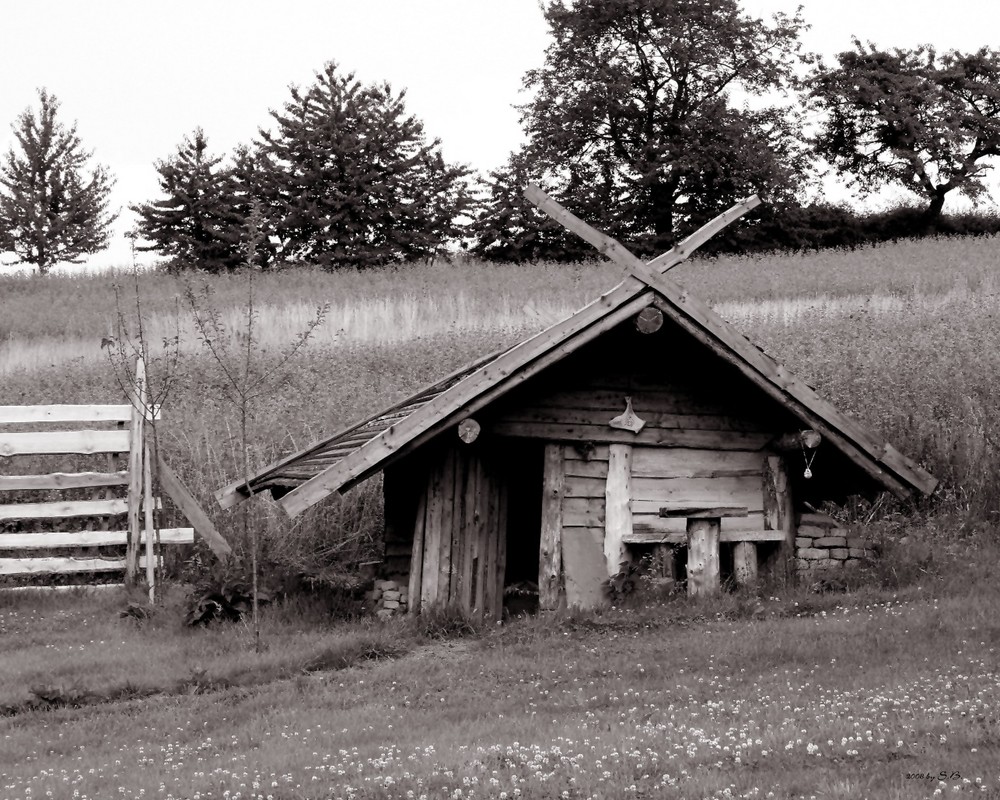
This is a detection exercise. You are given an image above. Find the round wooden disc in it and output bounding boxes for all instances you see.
[635,307,664,334]
[801,430,822,449]
[457,418,481,443]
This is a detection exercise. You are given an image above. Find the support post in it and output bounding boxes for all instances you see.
[604,443,632,575]
[125,357,146,586]
[407,491,427,615]
[733,541,758,588]
[686,517,721,596]
[143,435,156,602]
[538,443,564,610]
[762,454,796,584]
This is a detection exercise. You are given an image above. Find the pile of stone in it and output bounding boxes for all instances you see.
[795,512,875,574]
[367,579,409,619]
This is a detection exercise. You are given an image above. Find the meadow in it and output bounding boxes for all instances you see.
[2,236,1000,798]
[2,569,1000,799]
[2,235,999,558]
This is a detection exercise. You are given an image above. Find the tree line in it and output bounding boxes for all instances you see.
[3,0,1000,274]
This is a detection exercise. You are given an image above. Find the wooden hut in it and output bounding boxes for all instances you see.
[217,190,937,621]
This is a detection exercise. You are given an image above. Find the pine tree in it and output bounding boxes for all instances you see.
[132,129,243,272]
[470,151,594,262]
[0,89,116,273]
[257,61,472,269]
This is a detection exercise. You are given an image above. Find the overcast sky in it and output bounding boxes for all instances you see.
[1,0,998,270]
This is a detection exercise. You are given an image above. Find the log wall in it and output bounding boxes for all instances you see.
[403,441,508,622]
[483,317,801,602]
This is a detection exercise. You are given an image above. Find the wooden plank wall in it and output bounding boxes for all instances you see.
[563,443,610,547]
[483,318,799,598]
[406,442,508,622]
[630,447,767,538]
[491,379,775,438]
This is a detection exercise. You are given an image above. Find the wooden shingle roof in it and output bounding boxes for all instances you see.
[217,190,938,516]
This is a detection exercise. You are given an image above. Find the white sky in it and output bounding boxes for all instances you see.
[1,0,998,270]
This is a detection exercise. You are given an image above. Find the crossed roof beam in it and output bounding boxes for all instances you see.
[217,187,937,517]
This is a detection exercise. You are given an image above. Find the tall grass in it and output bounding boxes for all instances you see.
[1,236,998,577]
[3,234,999,364]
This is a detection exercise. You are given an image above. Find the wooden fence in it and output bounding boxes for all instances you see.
[0,364,229,594]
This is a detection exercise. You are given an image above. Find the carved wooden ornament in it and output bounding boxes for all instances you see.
[608,396,646,433]
[457,418,481,444]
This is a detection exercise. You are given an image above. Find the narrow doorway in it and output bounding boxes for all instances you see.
[501,441,543,616]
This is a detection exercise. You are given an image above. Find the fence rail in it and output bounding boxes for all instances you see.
[0,360,229,595]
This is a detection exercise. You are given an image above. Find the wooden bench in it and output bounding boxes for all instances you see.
[657,506,769,595]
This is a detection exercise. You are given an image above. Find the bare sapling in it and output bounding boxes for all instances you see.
[104,230,182,601]
[185,203,328,652]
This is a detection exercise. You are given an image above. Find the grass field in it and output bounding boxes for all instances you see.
[3,236,999,555]
[2,236,1000,798]
[2,560,1000,799]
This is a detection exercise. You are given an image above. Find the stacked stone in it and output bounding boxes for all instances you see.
[368,579,409,619]
[795,512,875,574]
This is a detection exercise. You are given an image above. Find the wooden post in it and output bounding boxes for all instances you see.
[407,491,427,615]
[463,455,485,614]
[142,435,156,602]
[497,478,508,612]
[420,455,444,611]
[125,357,146,586]
[538,443,564,610]
[733,541,758,587]
[762,454,796,584]
[604,443,632,576]
[151,444,231,558]
[437,448,456,607]
[686,517,721,596]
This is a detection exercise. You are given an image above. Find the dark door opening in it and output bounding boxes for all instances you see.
[500,441,543,616]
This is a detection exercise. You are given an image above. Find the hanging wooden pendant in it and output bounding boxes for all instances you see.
[609,396,646,433]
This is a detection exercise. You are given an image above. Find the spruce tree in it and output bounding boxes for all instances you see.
[0,89,116,273]
[257,61,472,269]
[471,152,594,262]
[132,129,243,272]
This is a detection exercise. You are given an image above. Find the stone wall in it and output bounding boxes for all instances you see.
[367,578,409,619]
[795,512,874,576]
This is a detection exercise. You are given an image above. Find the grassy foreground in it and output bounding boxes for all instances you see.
[2,544,999,800]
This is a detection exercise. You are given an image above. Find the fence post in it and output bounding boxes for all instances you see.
[125,356,147,586]
[143,430,156,602]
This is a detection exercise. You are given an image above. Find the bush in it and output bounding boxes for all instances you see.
[706,201,1000,256]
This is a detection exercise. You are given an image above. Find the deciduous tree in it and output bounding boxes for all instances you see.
[0,90,116,273]
[474,0,808,260]
[809,43,1000,224]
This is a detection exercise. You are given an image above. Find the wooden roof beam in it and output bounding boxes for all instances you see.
[525,188,936,498]
[272,193,762,516]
